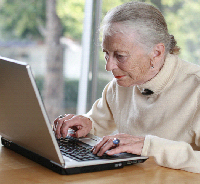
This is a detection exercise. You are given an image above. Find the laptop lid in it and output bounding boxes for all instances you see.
[0,57,65,165]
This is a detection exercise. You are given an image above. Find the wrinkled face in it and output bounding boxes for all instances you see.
[102,32,153,87]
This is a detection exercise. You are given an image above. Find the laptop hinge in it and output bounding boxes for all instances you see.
[50,160,65,167]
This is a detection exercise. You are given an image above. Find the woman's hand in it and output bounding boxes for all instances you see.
[92,133,145,156]
[54,114,92,138]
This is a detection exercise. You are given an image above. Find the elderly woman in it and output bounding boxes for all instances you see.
[55,1,200,173]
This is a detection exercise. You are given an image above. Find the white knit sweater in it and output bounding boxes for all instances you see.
[85,54,200,173]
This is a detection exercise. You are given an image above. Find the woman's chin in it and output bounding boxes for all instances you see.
[116,78,138,87]
[116,80,130,87]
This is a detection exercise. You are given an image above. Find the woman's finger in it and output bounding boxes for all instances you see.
[97,138,116,156]
[59,115,92,138]
[106,140,144,155]
[54,114,74,138]
[93,135,115,155]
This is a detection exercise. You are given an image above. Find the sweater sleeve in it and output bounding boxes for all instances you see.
[83,81,117,137]
[141,135,200,173]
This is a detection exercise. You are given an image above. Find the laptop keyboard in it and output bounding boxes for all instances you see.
[57,136,117,162]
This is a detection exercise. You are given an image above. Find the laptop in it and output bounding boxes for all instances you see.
[0,57,148,175]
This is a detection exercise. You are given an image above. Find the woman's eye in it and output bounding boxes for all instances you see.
[116,54,126,62]
[117,55,123,58]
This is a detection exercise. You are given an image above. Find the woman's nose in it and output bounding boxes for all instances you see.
[105,57,118,71]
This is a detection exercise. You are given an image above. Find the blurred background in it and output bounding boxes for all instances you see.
[0,0,200,123]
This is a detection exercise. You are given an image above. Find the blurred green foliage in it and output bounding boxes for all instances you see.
[0,0,46,40]
[1,0,200,112]
[1,0,200,64]
[57,0,85,42]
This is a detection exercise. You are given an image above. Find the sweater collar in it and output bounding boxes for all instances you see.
[137,54,179,96]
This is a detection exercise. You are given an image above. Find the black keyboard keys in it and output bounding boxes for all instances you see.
[57,137,113,161]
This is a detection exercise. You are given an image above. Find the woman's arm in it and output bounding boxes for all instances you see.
[54,80,116,138]
[142,135,200,173]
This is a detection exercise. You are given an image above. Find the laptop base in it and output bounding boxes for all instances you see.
[1,137,147,175]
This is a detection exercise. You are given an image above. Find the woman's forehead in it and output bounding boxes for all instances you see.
[102,33,136,51]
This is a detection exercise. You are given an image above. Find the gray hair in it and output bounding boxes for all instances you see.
[102,1,180,55]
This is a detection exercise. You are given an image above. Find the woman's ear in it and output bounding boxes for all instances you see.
[153,43,165,58]
[150,43,165,66]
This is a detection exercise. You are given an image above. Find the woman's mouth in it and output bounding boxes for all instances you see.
[115,75,125,79]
